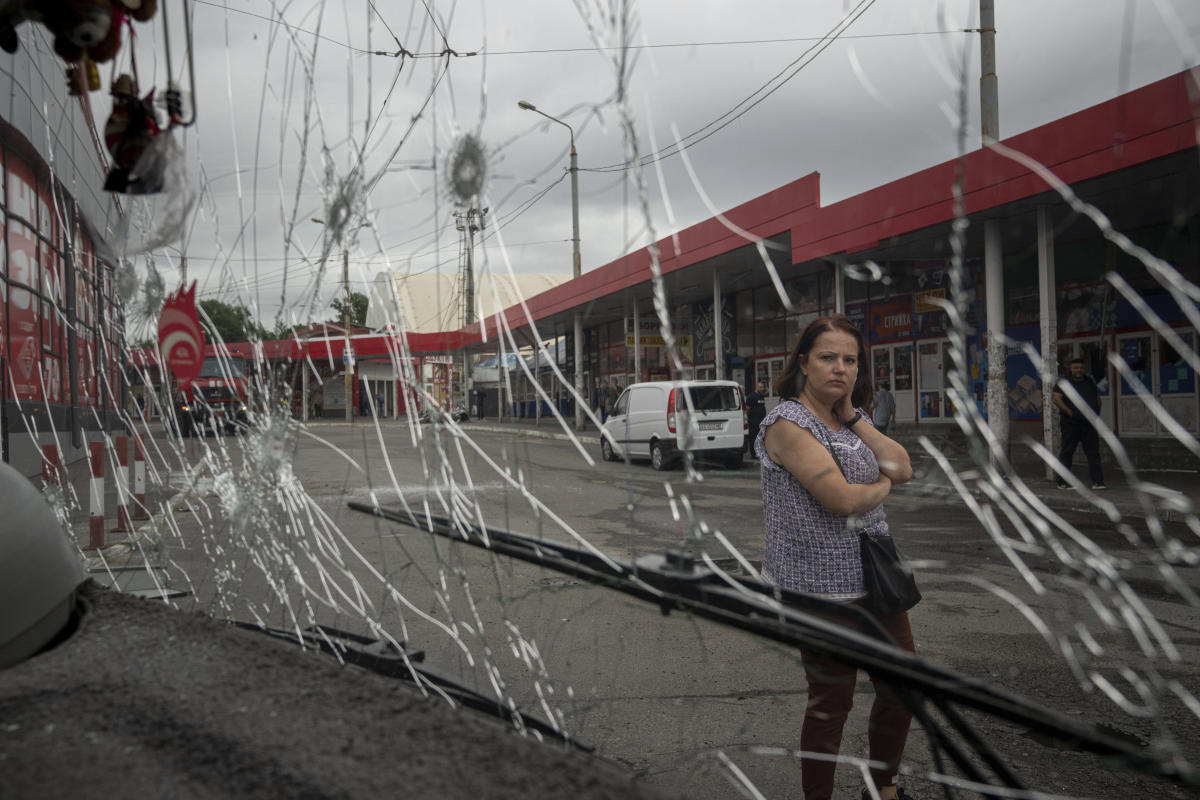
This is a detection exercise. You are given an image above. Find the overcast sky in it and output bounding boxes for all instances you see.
[107,0,1200,326]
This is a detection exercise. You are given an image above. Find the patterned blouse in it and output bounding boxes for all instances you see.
[755,399,889,600]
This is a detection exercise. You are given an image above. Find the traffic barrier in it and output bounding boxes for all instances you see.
[113,436,131,532]
[41,444,63,488]
[132,436,148,520]
[88,441,105,549]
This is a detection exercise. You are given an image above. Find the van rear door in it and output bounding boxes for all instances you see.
[677,383,743,452]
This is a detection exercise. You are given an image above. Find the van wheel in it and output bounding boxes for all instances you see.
[651,442,671,471]
[601,438,615,462]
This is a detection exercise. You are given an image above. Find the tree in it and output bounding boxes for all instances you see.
[198,300,269,344]
[330,291,369,327]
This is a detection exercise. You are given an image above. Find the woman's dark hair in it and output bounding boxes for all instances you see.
[773,314,874,410]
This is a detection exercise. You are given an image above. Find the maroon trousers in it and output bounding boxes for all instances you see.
[799,610,916,800]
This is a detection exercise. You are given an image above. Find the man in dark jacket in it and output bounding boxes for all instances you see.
[745,380,767,457]
[1052,358,1106,489]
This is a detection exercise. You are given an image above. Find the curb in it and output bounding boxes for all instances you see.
[466,422,601,445]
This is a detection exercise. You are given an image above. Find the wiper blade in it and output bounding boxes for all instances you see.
[349,500,1199,793]
[231,620,591,752]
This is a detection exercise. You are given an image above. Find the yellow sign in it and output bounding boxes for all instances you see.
[626,334,692,352]
[915,288,947,314]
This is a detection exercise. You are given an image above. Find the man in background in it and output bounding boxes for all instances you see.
[1053,358,1106,490]
[873,381,895,436]
[745,380,767,458]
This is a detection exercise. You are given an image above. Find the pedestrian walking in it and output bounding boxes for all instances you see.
[474,388,486,420]
[872,381,895,436]
[745,380,767,457]
[1053,357,1106,489]
[755,315,917,800]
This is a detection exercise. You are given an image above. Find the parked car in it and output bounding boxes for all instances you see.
[600,380,747,470]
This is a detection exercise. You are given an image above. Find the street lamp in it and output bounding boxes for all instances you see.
[518,100,584,431]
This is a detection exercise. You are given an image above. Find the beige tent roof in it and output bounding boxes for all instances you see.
[365,271,567,334]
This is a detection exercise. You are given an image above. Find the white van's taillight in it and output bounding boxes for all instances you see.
[667,388,676,434]
[740,386,748,432]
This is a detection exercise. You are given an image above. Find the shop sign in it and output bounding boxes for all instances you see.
[625,333,693,352]
[869,299,912,341]
[915,288,947,314]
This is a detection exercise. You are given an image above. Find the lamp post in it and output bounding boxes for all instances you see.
[518,100,584,432]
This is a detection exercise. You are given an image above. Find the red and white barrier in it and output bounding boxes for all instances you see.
[88,441,105,549]
[132,436,148,520]
[41,444,63,488]
[113,435,131,533]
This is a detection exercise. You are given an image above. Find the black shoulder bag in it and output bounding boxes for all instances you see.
[822,430,921,617]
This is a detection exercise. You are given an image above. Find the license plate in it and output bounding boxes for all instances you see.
[699,420,723,431]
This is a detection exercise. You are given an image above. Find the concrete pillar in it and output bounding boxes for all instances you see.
[713,271,724,380]
[985,219,1009,454]
[834,260,846,315]
[302,367,309,423]
[1037,206,1059,479]
[632,303,641,382]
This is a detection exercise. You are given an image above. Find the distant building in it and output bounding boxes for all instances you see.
[365,272,567,334]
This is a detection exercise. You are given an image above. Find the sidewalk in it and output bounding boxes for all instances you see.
[455,414,1199,523]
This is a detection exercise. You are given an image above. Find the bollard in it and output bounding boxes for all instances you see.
[41,444,63,488]
[132,436,148,520]
[113,435,131,532]
[88,441,105,549]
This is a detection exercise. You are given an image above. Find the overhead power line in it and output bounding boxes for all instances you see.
[487,28,967,56]
[585,0,880,175]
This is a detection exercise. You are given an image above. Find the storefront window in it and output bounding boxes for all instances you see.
[789,269,835,313]
[736,291,754,355]
[754,286,787,354]
[1160,330,1195,395]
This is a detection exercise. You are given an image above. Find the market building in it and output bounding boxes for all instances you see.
[0,36,126,476]
[438,68,1197,466]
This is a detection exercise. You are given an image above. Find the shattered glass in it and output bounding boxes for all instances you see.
[8,2,1200,798]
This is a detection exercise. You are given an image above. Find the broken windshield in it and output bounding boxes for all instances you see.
[3,2,1198,799]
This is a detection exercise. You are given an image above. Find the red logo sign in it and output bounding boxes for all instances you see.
[158,282,205,389]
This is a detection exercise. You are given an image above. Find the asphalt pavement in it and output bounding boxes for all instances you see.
[16,413,1200,800]
[48,414,1198,558]
[457,414,1199,524]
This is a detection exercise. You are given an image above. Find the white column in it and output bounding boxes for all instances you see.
[1037,206,1059,479]
[632,303,642,383]
[985,219,1009,454]
[713,270,724,379]
[833,261,845,314]
[302,367,309,422]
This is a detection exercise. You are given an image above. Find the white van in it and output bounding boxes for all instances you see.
[600,380,747,470]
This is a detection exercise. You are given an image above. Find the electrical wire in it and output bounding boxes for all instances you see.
[486,28,968,56]
[586,0,879,174]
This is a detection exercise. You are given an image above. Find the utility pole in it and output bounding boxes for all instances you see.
[343,247,352,423]
[570,137,583,432]
[979,0,1008,454]
[979,0,998,145]
[456,207,486,326]
[456,207,485,416]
